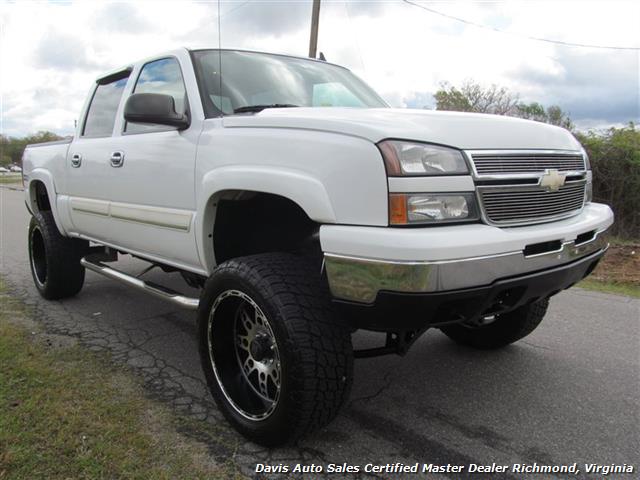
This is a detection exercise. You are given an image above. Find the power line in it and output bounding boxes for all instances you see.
[344,0,367,74]
[402,0,640,51]
[219,0,253,19]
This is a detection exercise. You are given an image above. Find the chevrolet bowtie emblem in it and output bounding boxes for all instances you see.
[540,168,566,192]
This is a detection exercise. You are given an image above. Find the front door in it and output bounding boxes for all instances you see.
[104,57,201,271]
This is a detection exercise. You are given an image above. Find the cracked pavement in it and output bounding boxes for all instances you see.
[1,187,639,479]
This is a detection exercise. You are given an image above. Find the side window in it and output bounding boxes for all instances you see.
[126,58,187,133]
[82,76,129,137]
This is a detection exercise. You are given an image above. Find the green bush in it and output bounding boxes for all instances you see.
[576,124,640,239]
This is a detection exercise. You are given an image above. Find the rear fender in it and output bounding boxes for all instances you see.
[26,169,68,235]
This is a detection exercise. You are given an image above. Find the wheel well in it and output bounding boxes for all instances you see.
[30,181,51,212]
[213,192,320,264]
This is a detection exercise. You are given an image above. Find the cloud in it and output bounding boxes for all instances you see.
[507,48,640,126]
[403,91,435,110]
[1,0,638,137]
[91,3,150,33]
[221,1,311,39]
[33,29,97,70]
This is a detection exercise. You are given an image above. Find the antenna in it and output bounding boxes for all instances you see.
[217,0,222,112]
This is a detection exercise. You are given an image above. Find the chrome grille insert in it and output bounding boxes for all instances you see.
[480,183,586,225]
[470,151,585,175]
[466,150,589,226]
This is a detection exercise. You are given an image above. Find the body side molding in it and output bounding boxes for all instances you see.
[69,196,193,232]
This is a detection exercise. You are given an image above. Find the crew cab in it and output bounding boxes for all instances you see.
[22,48,613,446]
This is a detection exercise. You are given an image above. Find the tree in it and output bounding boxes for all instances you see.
[575,123,640,238]
[0,135,7,165]
[24,131,64,144]
[434,80,573,130]
[434,81,520,115]
[516,102,574,130]
[514,101,547,122]
[549,106,574,130]
[0,131,64,166]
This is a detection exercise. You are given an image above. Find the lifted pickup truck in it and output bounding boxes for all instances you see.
[23,48,613,445]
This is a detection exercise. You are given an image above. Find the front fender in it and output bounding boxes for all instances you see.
[195,165,337,271]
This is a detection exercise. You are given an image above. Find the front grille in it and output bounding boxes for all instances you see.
[480,183,586,225]
[471,152,585,175]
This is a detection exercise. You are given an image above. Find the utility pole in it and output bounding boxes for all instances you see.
[308,0,321,58]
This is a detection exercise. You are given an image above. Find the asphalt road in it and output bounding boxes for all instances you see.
[1,187,638,479]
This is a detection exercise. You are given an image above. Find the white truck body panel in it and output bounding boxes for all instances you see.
[22,47,612,285]
[223,107,582,150]
[22,142,71,235]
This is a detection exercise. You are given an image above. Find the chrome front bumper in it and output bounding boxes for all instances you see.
[324,230,609,303]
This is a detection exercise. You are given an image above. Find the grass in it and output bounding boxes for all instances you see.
[0,281,241,480]
[577,239,639,298]
[0,175,22,185]
[578,279,640,298]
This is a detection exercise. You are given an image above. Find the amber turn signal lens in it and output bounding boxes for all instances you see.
[379,141,402,175]
[389,194,408,225]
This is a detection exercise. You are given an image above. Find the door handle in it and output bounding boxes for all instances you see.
[71,153,82,168]
[110,151,125,168]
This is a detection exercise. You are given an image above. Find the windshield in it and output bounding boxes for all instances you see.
[192,50,388,116]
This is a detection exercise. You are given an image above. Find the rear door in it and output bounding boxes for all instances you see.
[63,70,131,243]
[103,55,201,270]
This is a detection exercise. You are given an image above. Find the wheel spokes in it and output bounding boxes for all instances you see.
[242,356,256,376]
[240,308,255,334]
[235,303,281,403]
[210,289,282,420]
[237,333,251,352]
[257,371,269,397]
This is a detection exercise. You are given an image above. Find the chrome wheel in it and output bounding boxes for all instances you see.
[207,290,281,420]
[30,225,47,286]
[197,253,354,445]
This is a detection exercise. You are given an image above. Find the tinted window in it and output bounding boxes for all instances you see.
[192,50,387,116]
[82,76,129,137]
[126,58,187,133]
[312,82,365,107]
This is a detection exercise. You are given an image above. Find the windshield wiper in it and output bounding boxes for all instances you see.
[233,104,299,114]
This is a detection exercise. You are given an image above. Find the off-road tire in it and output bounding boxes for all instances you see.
[28,211,88,300]
[197,252,353,446]
[440,298,550,349]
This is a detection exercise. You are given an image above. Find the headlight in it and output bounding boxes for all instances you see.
[379,140,468,176]
[389,193,479,225]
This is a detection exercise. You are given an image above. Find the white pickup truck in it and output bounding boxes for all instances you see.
[23,48,613,445]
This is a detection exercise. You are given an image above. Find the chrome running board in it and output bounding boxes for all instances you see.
[80,257,199,310]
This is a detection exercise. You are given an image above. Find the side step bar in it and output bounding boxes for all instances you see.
[80,257,200,311]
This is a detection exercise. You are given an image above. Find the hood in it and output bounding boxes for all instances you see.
[222,107,581,151]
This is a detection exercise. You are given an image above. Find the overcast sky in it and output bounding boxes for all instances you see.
[1,0,638,137]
